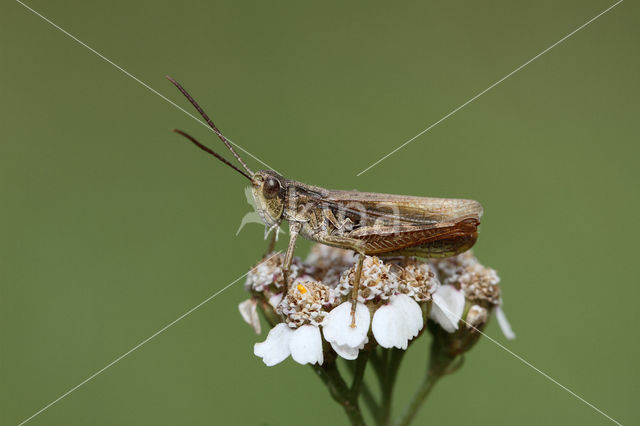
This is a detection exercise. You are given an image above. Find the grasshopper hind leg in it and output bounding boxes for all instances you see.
[350,253,365,328]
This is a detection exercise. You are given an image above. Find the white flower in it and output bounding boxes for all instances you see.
[496,304,516,340]
[331,338,369,360]
[238,298,261,334]
[290,325,324,364]
[254,323,293,366]
[371,294,423,349]
[254,323,324,366]
[322,302,370,360]
[430,285,465,333]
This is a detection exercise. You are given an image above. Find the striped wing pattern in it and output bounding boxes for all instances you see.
[351,218,479,255]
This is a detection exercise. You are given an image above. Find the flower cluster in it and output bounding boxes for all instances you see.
[240,245,514,366]
[430,252,515,339]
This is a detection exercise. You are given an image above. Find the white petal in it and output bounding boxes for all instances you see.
[331,337,368,360]
[331,342,359,360]
[430,285,465,333]
[238,299,261,334]
[268,292,283,309]
[496,305,516,340]
[289,325,324,365]
[322,302,370,348]
[253,323,293,366]
[372,303,408,349]
[371,296,422,350]
[392,294,423,338]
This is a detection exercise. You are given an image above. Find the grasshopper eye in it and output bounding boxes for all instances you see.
[263,177,281,198]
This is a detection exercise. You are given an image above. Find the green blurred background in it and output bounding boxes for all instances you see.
[1,0,638,424]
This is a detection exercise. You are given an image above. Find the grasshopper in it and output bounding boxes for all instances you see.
[167,76,483,327]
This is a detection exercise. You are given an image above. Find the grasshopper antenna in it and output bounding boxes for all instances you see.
[166,75,254,176]
[172,129,252,181]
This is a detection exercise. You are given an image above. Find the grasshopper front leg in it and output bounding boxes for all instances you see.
[282,221,302,293]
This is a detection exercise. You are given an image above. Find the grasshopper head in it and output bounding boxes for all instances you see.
[251,170,286,227]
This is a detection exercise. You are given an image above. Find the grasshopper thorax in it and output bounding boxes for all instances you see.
[251,170,286,227]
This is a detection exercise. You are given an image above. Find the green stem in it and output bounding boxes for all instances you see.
[259,300,367,425]
[313,362,367,426]
[394,369,442,426]
[350,351,369,397]
[370,347,387,392]
[347,356,379,418]
[360,381,379,420]
[379,348,405,426]
[395,334,457,426]
[381,348,390,374]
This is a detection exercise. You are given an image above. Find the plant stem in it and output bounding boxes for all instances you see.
[394,369,441,426]
[350,351,369,397]
[346,357,379,418]
[260,301,366,426]
[395,337,456,426]
[370,348,385,385]
[360,381,379,420]
[379,348,405,426]
[313,362,367,426]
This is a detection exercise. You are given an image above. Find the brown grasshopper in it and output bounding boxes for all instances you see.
[167,76,482,327]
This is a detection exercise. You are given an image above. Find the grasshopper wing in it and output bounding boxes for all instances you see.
[316,189,482,257]
[320,189,483,227]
